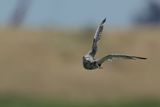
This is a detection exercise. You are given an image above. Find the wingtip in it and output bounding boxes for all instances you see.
[101,18,106,24]
[143,57,147,60]
[135,56,147,60]
[140,57,147,60]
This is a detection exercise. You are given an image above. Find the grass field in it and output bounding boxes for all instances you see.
[0,95,160,107]
[0,26,160,106]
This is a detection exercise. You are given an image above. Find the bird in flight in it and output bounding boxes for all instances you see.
[82,18,147,70]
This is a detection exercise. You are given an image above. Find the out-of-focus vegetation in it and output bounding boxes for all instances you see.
[134,0,160,25]
[0,26,160,106]
[0,95,160,107]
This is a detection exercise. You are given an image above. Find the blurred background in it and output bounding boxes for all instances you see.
[0,0,160,107]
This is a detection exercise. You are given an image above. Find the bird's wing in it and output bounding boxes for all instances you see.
[97,54,147,65]
[89,18,106,57]
[93,18,106,43]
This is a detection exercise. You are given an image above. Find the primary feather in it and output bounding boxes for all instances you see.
[97,54,147,65]
[89,18,106,57]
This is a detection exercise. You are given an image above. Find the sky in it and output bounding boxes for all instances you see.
[0,0,146,27]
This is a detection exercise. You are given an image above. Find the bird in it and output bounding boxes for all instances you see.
[82,18,147,70]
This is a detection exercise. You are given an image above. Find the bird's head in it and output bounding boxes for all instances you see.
[82,55,91,62]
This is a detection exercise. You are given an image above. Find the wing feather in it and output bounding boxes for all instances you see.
[93,18,106,43]
[97,54,147,65]
[89,18,106,57]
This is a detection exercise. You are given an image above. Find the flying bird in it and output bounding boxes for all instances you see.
[83,18,147,70]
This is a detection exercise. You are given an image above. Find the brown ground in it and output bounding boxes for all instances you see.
[0,27,159,101]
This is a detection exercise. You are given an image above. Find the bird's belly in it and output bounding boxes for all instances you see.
[83,61,98,70]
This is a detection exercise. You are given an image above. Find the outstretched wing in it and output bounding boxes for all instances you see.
[93,18,106,43]
[89,18,106,57]
[97,54,147,65]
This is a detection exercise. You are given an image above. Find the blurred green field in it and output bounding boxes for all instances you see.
[0,95,160,107]
[0,27,160,106]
